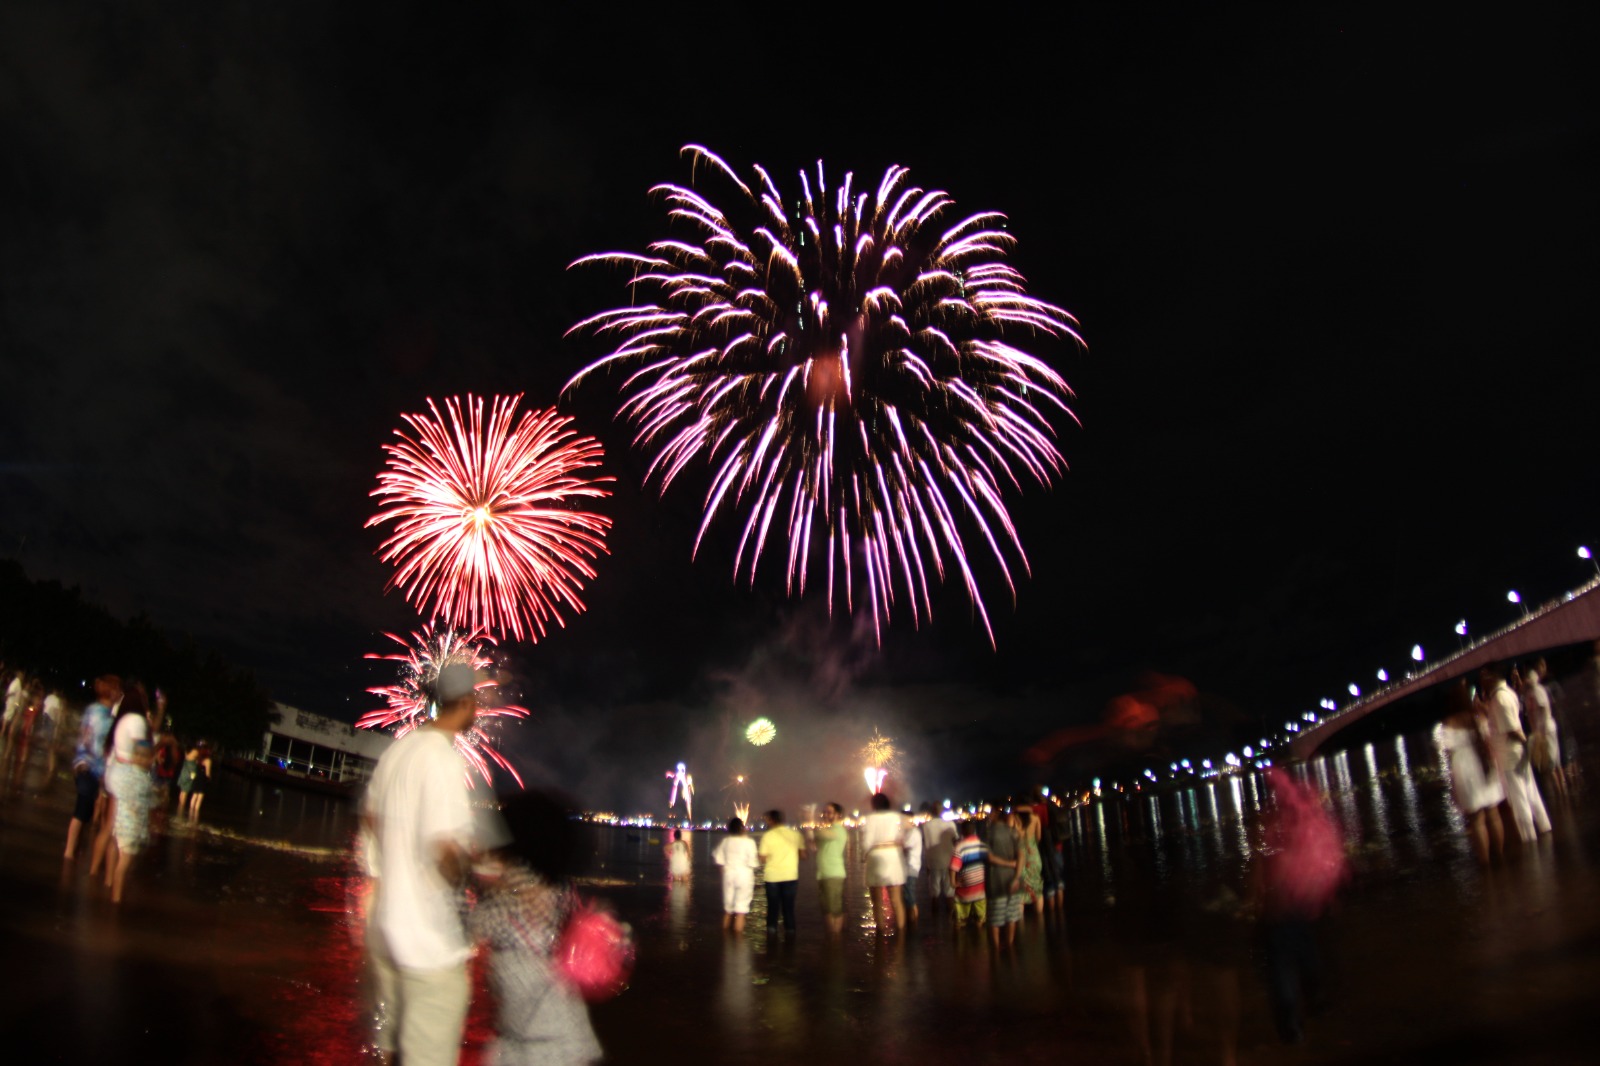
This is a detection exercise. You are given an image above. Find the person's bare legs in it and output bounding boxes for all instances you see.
[870,886,888,933]
[88,795,117,877]
[110,845,135,903]
[890,886,906,932]
[1485,805,1505,861]
[64,817,86,860]
[190,793,205,823]
[1466,809,1490,866]
[732,912,746,934]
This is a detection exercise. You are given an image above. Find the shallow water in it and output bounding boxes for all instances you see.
[4,722,1599,1064]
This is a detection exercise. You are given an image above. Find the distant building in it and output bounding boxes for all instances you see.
[256,702,392,788]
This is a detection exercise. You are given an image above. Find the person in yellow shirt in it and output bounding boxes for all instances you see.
[757,809,806,937]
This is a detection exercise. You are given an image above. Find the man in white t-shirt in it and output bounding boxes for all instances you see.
[363,662,479,1066]
[921,805,958,906]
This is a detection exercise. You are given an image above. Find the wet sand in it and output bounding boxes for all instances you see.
[3,742,1599,1065]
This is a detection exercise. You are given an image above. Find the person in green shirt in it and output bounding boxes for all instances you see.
[757,809,806,936]
[812,802,848,936]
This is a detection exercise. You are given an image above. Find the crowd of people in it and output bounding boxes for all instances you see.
[706,788,1070,949]
[0,663,214,904]
[1439,656,1578,865]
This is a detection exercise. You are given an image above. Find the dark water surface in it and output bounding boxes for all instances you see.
[3,723,1599,1064]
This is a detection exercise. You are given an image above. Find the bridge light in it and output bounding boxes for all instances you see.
[1455,619,1468,637]
[1348,683,1361,697]
[1376,668,1389,682]
[1506,590,1520,604]
[1412,644,1424,662]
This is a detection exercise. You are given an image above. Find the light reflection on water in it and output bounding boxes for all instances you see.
[213,725,1484,920]
[255,724,1586,1063]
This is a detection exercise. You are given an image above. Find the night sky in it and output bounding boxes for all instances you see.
[2,6,1595,811]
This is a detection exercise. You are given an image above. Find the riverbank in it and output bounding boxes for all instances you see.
[3,735,1599,1064]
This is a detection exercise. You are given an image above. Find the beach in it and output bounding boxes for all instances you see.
[3,733,1600,1064]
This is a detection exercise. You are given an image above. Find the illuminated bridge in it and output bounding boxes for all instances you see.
[1291,577,1600,760]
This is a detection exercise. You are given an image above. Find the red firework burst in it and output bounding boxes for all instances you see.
[360,625,529,787]
[368,394,613,642]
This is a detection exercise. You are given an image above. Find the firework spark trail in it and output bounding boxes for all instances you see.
[858,728,897,770]
[368,394,613,643]
[568,147,1082,644]
[859,729,897,795]
[360,625,529,787]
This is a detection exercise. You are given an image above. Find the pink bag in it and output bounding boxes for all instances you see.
[556,899,635,1002]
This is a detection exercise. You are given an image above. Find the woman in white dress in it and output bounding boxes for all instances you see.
[861,792,907,933]
[1439,680,1504,865]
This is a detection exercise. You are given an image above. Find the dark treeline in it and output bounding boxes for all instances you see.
[0,559,270,750]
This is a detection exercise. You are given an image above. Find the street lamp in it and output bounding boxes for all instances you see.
[1376,668,1389,683]
[1347,683,1360,697]
[1508,590,1529,617]
[1581,546,1598,576]
[1411,644,1424,662]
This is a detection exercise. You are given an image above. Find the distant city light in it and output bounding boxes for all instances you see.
[1243,746,1254,758]
[1224,753,1240,767]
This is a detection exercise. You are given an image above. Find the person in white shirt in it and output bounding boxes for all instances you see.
[2,669,26,739]
[1477,661,1551,843]
[711,816,761,933]
[900,812,924,924]
[1522,658,1567,799]
[363,662,479,1066]
[87,676,129,885]
[920,803,958,907]
[41,687,65,777]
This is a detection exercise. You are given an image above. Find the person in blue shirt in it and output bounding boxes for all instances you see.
[63,675,118,860]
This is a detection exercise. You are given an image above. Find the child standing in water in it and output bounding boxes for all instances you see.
[712,817,760,933]
[471,790,603,1066]
[666,829,692,882]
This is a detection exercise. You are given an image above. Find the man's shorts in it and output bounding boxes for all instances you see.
[723,875,754,915]
[73,770,100,823]
[954,898,987,925]
[818,877,844,916]
[986,890,1022,926]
